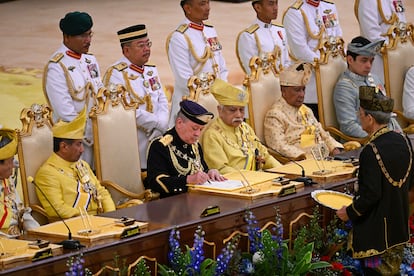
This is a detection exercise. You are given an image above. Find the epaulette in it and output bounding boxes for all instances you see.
[113,62,128,71]
[50,53,64,63]
[246,24,259,34]
[291,0,303,9]
[176,24,188,33]
[159,134,173,146]
[321,0,334,4]
[272,23,284,28]
[204,22,213,28]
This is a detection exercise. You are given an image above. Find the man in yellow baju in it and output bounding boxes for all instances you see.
[201,79,280,174]
[0,128,39,236]
[264,62,343,160]
[35,108,115,220]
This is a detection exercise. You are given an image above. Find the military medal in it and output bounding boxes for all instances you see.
[147,70,153,76]
[68,66,76,72]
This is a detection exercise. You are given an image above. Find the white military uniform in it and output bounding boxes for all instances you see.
[103,57,169,169]
[357,0,406,83]
[237,19,290,74]
[44,44,104,165]
[283,0,342,104]
[403,66,414,120]
[167,18,228,127]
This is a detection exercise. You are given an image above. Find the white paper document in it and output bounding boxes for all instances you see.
[198,179,245,191]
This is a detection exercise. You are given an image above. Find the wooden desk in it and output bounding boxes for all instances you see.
[1,178,355,275]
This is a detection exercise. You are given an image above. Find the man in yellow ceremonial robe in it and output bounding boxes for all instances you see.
[35,108,115,220]
[201,79,280,174]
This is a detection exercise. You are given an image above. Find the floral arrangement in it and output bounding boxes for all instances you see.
[66,210,414,276]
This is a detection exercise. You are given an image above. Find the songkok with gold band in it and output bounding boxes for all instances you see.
[211,79,249,106]
[59,11,93,36]
[117,24,147,44]
[280,62,312,86]
[359,86,394,113]
[0,128,17,160]
[347,38,385,57]
[179,100,214,126]
[53,108,87,139]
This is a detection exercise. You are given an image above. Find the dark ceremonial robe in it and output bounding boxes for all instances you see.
[145,128,209,198]
[346,129,414,258]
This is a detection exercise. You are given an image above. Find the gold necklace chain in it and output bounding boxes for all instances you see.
[168,144,203,176]
[367,130,413,187]
[213,123,255,155]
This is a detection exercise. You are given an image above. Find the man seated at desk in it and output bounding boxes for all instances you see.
[146,100,225,198]
[0,128,39,236]
[201,79,281,174]
[264,62,343,160]
[35,108,116,220]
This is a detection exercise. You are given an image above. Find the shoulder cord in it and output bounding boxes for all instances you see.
[168,144,203,176]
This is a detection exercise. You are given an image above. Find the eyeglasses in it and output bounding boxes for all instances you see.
[76,32,94,39]
[134,40,152,49]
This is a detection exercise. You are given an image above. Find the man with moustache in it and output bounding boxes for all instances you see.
[103,24,169,170]
[201,79,280,174]
[264,62,343,160]
[43,11,104,166]
[146,100,225,198]
[237,0,290,74]
[167,0,228,127]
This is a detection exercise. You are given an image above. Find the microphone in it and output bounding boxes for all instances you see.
[255,140,314,186]
[28,176,82,250]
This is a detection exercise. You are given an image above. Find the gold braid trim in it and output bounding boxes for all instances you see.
[121,70,154,113]
[300,8,324,51]
[377,0,398,25]
[155,174,170,194]
[58,62,93,102]
[168,144,203,176]
[368,135,412,188]
[211,123,255,156]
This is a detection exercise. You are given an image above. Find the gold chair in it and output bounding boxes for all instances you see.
[382,22,414,132]
[93,265,120,276]
[90,85,154,208]
[288,212,314,250]
[184,72,218,118]
[16,103,54,225]
[243,53,289,163]
[127,256,157,276]
[314,37,367,145]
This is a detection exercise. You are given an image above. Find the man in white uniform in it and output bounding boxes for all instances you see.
[237,0,290,74]
[403,66,414,120]
[43,11,104,166]
[167,0,228,127]
[103,24,169,170]
[283,0,342,119]
[356,0,406,83]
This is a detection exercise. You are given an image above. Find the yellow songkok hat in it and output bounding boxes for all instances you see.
[211,79,249,106]
[52,108,87,139]
[0,128,17,160]
[280,62,312,87]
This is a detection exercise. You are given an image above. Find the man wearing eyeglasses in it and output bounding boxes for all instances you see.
[103,24,169,171]
[264,62,343,160]
[43,11,104,167]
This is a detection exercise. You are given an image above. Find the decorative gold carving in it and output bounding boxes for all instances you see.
[186,72,216,102]
[18,104,53,135]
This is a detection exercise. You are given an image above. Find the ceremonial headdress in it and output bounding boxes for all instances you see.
[179,100,214,125]
[59,11,93,36]
[117,24,147,44]
[211,79,249,106]
[359,86,394,112]
[347,38,385,57]
[0,128,17,160]
[52,108,87,139]
[280,62,312,86]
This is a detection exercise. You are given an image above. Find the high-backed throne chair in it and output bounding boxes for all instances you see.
[382,22,414,133]
[16,103,54,225]
[90,85,155,208]
[314,36,367,145]
[184,72,218,118]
